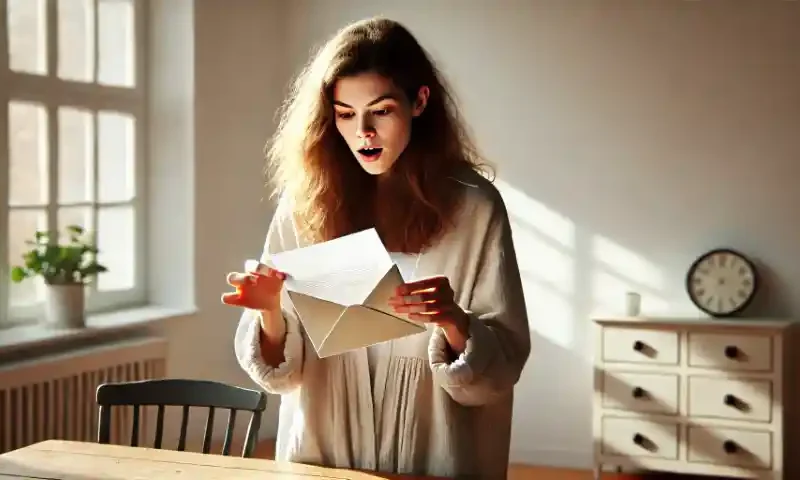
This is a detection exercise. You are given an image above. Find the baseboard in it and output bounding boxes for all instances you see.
[510,447,592,470]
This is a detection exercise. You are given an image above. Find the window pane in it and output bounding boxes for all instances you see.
[9,101,49,206]
[58,206,93,242]
[98,0,134,87]
[8,209,48,307]
[98,111,135,202]
[97,205,135,291]
[58,0,95,82]
[8,0,47,74]
[59,107,94,203]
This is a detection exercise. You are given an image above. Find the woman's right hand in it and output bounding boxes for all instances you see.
[221,262,287,313]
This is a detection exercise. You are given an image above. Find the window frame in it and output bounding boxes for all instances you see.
[0,0,148,327]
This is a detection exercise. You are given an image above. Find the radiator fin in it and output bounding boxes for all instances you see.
[0,337,167,453]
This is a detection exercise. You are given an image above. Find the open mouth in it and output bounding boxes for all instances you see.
[357,147,383,162]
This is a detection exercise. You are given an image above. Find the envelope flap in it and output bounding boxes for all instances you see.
[362,263,405,316]
[286,291,346,353]
[317,305,426,358]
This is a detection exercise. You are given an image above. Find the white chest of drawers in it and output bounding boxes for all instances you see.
[592,316,799,479]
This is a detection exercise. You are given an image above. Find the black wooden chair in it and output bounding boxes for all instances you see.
[95,378,267,457]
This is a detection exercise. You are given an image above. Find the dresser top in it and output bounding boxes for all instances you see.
[592,315,797,330]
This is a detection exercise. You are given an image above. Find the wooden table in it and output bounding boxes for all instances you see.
[0,440,445,479]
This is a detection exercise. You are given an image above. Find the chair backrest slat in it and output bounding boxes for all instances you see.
[243,409,263,458]
[97,406,111,444]
[95,378,267,458]
[153,405,165,449]
[177,405,190,451]
[130,405,140,447]
[201,407,215,454]
[221,409,237,456]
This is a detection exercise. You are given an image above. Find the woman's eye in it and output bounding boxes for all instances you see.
[373,109,390,116]
[336,111,354,120]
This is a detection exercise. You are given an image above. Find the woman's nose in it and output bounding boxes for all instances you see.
[356,118,376,138]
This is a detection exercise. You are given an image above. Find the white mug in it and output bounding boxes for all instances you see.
[626,292,641,316]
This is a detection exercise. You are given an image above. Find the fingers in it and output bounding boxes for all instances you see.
[388,288,446,306]
[221,291,245,306]
[245,259,287,280]
[407,309,456,325]
[222,262,287,310]
[394,276,450,296]
[390,276,456,321]
[265,268,287,280]
[227,272,255,287]
[245,259,266,274]
[393,302,455,315]
[226,268,286,287]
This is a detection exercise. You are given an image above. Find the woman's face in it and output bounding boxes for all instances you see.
[332,72,428,176]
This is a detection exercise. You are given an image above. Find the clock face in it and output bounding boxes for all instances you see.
[687,249,757,317]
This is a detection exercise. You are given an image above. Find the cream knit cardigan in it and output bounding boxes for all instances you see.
[234,169,531,478]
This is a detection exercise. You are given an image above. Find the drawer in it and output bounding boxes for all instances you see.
[600,417,679,460]
[687,425,772,470]
[687,332,772,372]
[602,327,679,365]
[687,376,773,423]
[602,372,679,415]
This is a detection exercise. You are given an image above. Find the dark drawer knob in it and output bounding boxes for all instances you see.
[724,345,739,359]
[633,341,645,352]
[632,433,645,445]
[632,387,646,399]
[724,394,737,406]
[723,440,738,454]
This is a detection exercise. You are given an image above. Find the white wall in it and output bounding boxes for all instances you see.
[159,0,800,468]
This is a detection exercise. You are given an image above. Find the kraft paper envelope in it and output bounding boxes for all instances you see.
[251,228,426,358]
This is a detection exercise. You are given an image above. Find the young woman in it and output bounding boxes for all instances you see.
[223,17,530,479]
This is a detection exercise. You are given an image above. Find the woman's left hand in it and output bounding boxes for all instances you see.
[388,276,470,351]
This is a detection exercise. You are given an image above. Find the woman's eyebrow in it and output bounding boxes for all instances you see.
[333,93,398,108]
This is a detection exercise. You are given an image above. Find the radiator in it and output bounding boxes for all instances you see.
[0,336,167,453]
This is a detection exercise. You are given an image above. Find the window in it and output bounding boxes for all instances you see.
[1,0,146,326]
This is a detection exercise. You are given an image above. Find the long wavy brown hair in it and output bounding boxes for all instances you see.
[265,17,493,253]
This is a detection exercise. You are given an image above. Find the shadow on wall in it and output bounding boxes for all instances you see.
[495,175,796,468]
[741,260,793,319]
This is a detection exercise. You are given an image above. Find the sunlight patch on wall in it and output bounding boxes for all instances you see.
[591,235,668,317]
[495,178,574,247]
[496,178,576,349]
[592,236,663,290]
[514,225,574,296]
[521,272,576,349]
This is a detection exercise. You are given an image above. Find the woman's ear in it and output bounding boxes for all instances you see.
[411,86,430,117]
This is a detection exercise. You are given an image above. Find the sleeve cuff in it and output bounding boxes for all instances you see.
[236,311,303,394]
[428,312,500,387]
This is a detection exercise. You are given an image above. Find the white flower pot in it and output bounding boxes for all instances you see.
[44,283,86,329]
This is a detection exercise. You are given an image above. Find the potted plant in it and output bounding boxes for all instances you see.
[9,224,107,328]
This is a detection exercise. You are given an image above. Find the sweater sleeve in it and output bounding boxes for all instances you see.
[233,200,306,395]
[428,195,531,407]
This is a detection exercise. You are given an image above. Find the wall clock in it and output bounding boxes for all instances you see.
[685,248,758,317]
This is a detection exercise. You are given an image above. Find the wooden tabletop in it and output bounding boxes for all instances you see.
[0,440,445,479]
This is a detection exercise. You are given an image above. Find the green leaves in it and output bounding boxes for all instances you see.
[10,266,28,283]
[8,224,108,285]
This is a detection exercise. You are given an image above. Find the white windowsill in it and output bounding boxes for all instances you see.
[0,305,197,357]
